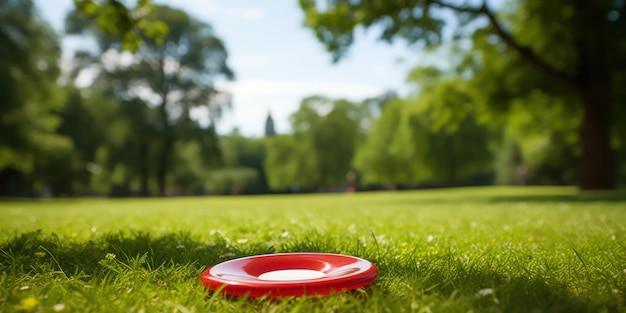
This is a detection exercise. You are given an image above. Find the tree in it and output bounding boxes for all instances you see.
[220,131,269,194]
[0,0,73,196]
[354,100,424,187]
[299,0,626,190]
[72,0,167,51]
[291,96,362,187]
[411,79,494,186]
[264,135,319,191]
[355,71,493,188]
[67,4,234,195]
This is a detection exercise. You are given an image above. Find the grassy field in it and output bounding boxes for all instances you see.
[1,186,625,312]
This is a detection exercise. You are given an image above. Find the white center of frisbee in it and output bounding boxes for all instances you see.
[258,269,326,281]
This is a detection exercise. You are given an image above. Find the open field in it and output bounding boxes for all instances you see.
[1,186,625,312]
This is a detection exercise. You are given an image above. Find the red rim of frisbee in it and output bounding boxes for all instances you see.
[200,253,378,298]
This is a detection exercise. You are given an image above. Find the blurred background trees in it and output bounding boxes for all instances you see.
[1,0,624,197]
[299,0,626,190]
[0,0,71,196]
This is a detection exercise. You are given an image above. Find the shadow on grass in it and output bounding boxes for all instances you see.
[0,230,276,279]
[382,190,626,206]
[2,231,622,312]
[372,255,620,313]
[486,191,626,204]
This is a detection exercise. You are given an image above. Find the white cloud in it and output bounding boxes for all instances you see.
[205,79,384,136]
[229,55,270,68]
[164,0,264,21]
[223,7,264,20]
[222,80,384,100]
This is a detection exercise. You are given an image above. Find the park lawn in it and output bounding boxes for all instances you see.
[1,186,625,312]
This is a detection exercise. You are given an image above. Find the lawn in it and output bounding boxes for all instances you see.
[1,186,625,312]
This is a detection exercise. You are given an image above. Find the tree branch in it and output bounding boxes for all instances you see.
[478,3,576,90]
[429,0,577,91]
[428,0,483,14]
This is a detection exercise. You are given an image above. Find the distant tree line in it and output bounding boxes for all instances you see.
[1,0,625,197]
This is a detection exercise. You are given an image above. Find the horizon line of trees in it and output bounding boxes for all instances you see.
[1,0,625,198]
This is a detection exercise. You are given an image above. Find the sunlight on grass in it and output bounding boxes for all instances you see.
[1,187,625,312]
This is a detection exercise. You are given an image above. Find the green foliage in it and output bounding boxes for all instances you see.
[299,0,447,61]
[355,100,423,186]
[220,133,269,193]
[1,187,625,312]
[263,96,364,190]
[356,71,493,187]
[299,0,626,190]
[0,0,75,195]
[205,167,260,195]
[72,0,168,51]
[66,4,234,195]
[168,141,208,194]
[264,135,319,191]
[292,97,363,186]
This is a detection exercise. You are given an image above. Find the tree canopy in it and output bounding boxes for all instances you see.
[0,0,73,195]
[66,4,234,195]
[299,0,626,190]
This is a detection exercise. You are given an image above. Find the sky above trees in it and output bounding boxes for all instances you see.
[36,0,422,136]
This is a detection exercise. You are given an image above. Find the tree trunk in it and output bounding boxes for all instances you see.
[139,143,149,197]
[578,86,615,190]
[157,104,172,196]
[573,0,616,190]
[156,55,171,197]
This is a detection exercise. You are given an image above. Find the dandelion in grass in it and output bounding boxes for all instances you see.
[15,296,39,311]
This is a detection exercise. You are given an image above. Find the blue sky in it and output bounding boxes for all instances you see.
[36,0,426,136]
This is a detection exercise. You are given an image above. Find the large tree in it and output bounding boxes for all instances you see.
[291,96,362,187]
[67,4,234,195]
[264,135,319,191]
[355,70,493,187]
[299,0,626,190]
[0,0,74,196]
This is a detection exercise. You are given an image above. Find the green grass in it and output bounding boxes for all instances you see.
[1,186,625,312]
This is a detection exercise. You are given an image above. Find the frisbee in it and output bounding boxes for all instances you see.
[200,253,378,298]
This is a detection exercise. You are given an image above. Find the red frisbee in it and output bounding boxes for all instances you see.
[200,253,378,298]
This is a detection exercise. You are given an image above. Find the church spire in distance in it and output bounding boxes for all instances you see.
[264,111,276,137]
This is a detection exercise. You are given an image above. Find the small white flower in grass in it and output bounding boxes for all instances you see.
[19,285,30,291]
[426,235,434,243]
[476,288,494,298]
[348,224,357,234]
[280,231,289,238]
[53,303,66,311]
